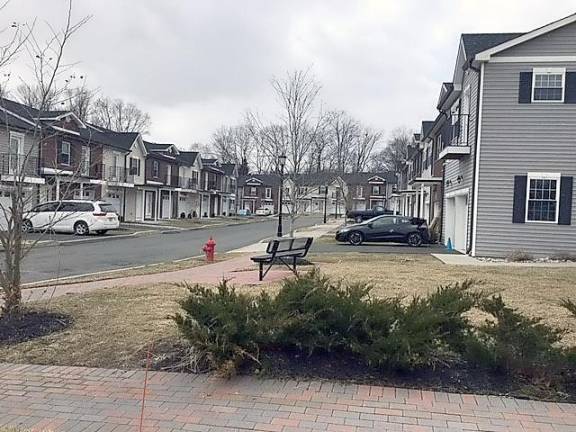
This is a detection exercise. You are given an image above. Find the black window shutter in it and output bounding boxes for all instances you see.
[558,176,573,225]
[512,175,528,223]
[564,72,576,104]
[518,72,533,104]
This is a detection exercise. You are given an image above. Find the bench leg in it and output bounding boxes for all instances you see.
[259,262,263,281]
[292,256,297,272]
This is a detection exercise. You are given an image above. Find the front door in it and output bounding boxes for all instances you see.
[144,191,155,220]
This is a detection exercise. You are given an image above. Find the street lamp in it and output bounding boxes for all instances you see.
[276,153,287,238]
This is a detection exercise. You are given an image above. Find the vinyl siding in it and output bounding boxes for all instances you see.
[441,68,479,250]
[475,61,576,257]
[495,21,576,57]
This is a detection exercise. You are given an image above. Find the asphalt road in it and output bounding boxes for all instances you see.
[21,215,323,283]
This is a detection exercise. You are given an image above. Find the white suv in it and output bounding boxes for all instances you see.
[23,200,120,235]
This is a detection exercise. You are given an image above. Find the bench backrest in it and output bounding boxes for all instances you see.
[266,237,313,257]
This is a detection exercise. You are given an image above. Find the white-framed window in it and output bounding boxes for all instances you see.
[250,187,257,196]
[8,131,24,174]
[372,185,380,195]
[526,172,561,223]
[265,187,272,199]
[152,160,159,178]
[60,141,71,165]
[532,68,565,102]
[357,186,363,197]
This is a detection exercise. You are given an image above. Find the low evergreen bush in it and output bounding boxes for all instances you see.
[172,271,573,379]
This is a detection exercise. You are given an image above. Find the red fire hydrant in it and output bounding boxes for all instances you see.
[202,237,216,262]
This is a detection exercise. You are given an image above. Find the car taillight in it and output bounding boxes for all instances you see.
[93,212,107,216]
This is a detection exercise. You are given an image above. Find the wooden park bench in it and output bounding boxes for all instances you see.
[251,237,314,281]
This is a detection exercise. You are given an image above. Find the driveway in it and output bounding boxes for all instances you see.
[21,215,323,283]
[311,240,457,255]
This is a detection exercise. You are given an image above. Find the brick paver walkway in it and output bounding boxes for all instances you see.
[22,255,291,303]
[0,363,574,431]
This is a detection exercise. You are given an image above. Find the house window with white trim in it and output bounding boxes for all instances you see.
[265,187,271,199]
[526,173,560,223]
[532,68,565,102]
[250,187,257,196]
[357,186,363,197]
[152,160,159,178]
[372,185,380,195]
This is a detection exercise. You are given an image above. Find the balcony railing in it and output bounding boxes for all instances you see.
[178,177,198,189]
[207,180,220,191]
[106,165,134,184]
[449,113,470,147]
[0,153,40,177]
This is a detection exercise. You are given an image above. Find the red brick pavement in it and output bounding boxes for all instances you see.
[0,363,575,431]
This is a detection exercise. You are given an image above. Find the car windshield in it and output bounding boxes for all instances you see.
[362,215,386,224]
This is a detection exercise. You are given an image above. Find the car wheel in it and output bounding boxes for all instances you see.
[407,232,423,247]
[22,219,33,233]
[96,230,108,236]
[74,221,89,236]
[348,231,364,246]
[355,216,363,223]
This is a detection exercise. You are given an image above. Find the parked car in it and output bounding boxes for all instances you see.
[335,215,429,247]
[237,208,251,216]
[346,205,392,223]
[255,207,272,216]
[22,200,120,235]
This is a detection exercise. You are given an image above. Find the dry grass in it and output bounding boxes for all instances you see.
[0,283,185,369]
[2,251,575,369]
[310,253,576,346]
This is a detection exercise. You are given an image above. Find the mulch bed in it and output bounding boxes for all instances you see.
[151,345,576,403]
[0,310,72,345]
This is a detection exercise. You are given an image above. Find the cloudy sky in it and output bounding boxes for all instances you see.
[5,1,576,149]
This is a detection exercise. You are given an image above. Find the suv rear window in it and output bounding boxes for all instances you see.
[62,202,95,212]
[98,203,117,214]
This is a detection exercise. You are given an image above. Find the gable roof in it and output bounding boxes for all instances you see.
[221,163,237,176]
[238,174,282,187]
[81,127,139,152]
[421,121,435,139]
[177,151,200,166]
[341,172,397,185]
[474,13,576,61]
[461,33,524,59]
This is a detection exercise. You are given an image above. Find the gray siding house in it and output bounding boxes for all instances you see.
[436,14,576,257]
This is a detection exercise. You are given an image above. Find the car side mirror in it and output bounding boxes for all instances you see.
[367,223,373,229]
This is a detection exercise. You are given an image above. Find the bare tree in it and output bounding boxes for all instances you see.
[0,0,90,316]
[350,127,381,173]
[16,83,57,110]
[91,96,151,133]
[63,83,96,121]
[211,124,252,175]
[370,126,412,173]
[324,110,359,174]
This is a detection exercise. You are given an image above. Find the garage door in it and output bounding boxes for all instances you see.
[105,190,122,215]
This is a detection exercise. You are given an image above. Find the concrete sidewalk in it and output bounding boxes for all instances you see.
[0,362,574,431]
[20,254,291,303]
[230,221,341,254]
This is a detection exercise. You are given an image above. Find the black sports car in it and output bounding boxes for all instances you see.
[335,215,429,247]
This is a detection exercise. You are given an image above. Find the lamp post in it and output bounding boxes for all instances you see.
[276,153,287,238]
[323,185,328,224]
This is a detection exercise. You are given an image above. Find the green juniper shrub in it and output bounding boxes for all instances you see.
[171,280,277,376]
[362,281,481,370]
[466,295,565,376]
[172,271,571,380]
[560,298,576,318]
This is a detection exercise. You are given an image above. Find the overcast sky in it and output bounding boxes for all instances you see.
[5,1,576,149]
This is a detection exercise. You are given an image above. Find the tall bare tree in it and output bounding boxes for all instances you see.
[370,127,412,173]
[63,83,96,121]
[324,110,359,174]
[211,124,252,175]
[350,127,381,173]
[0,0,90,316]
[91,96,150,133]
